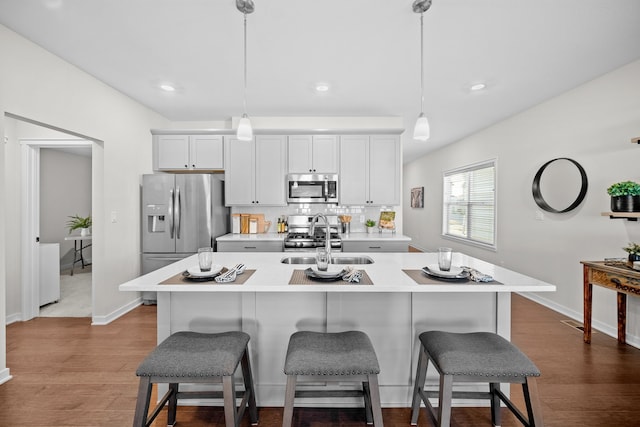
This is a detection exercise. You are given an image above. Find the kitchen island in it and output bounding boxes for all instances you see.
[119,252,555,407]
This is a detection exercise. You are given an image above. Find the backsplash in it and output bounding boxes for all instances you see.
[229,204,398,233]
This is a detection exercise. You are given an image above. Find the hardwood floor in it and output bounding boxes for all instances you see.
[2,294,640,426]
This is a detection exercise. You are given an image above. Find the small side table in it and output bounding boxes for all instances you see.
[581,261,640,345]
[64,235,92,276]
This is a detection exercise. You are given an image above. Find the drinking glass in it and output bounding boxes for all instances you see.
[438,247,452,271]
[198,247,213,272]
[316,247,330,272]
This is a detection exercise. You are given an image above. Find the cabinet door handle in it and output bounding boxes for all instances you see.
[244,246,257,249]
[369,246,381,249]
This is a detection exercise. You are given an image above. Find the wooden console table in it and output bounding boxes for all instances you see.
[581,261,640,344]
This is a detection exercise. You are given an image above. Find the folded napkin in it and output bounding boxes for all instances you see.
[342,266,363,283]
[460,266,493,282]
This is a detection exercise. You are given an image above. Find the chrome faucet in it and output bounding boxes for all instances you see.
[309,213,331,254]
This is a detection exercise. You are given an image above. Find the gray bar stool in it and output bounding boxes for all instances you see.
[282,330,384,427]
[133,331,258,427]
[410,331,543,427]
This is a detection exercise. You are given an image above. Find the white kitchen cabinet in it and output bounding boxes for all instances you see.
[225,135,287,206]
[339,135,400,206]
[342,240,408,252]
[287,135,338,173]
[217,241,283,252]
[155,134,224,170]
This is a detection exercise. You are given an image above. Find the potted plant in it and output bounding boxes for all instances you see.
[67,214,92,236]
[623,242,640,267]
[607,181,640,212]
[365,219,376,233]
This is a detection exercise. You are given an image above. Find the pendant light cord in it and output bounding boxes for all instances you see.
[420,12,424,114]
[243,11,248,116]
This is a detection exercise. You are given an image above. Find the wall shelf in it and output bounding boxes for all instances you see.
[602,212,640,221]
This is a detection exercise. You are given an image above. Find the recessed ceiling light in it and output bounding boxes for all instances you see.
[315,83,330,93]
[44,0,63,9]
[160,84,176,92]
[470,83,486,92]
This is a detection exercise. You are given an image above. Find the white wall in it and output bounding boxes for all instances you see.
[403,59,640,347]
[1,24,170,382]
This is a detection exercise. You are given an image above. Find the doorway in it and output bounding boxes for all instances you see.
[38,146,92,317]
[4,113,99,321]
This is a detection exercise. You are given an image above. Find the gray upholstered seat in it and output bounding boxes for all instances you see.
[284,330,380,376]
[282,331,384,427]
[133,331,258,427]
[411,331,543,427]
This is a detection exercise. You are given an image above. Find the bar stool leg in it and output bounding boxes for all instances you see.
[489,383,501,427]
[410,347,428,425]
[222,375,237,427]
[240,350,259,424]
[367,374,384,426]
[363,381,373,424]
[132,377,152,427]
[523,377,544,427]
[438,374,454,427]
[282,375,297,427]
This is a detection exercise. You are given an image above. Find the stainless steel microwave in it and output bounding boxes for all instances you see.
[287,173,338,204]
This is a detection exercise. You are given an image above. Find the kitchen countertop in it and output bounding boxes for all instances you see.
[216,232,411,242]
[216,233,285,241]
[119,251,555,294]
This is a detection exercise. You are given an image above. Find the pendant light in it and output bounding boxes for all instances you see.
[413,0,432,141]
[236,0,254,141]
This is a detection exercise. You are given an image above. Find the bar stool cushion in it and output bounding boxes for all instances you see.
[419,331,540,378]
[284,331,380,376]
[136,331,250,378]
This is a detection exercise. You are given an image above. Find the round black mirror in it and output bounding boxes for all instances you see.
[532,158,588,213]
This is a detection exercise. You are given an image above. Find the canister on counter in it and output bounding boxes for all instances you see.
[232,214,241,234]
[249,218,258,234]
[240,214,250,234]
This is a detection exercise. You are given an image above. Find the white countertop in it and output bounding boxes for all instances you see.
[216,233,285,242]
[216,232,411,242]
[119,252,555,294]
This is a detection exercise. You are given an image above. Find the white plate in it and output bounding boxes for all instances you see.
[311,267,343,278]
[306,267,345,279]
[187,264,223,277]
[423,264,467,279]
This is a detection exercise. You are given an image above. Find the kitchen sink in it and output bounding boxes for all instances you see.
[280,255,374,265]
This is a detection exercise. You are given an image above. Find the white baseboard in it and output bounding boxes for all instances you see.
[5,312,22,325]
[91,297,142,325]
[0,368,13,385]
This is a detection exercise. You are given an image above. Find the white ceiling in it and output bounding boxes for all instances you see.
[1,0,640,162]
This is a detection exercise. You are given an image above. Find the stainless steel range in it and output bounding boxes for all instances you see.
[283,215,342,252]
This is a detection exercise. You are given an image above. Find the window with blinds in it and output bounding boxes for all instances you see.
[442,160,496,249]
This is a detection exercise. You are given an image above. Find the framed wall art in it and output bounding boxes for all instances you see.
[411,186,424,208]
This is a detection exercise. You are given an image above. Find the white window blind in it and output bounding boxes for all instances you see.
[442,160,496,249]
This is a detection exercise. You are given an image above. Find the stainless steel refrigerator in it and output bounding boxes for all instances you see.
[141,173,228,303]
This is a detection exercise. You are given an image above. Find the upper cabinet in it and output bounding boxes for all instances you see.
[339,135,400,206]
[225,135,287,206]
[154,134,224,171]
[288,135,338,173]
